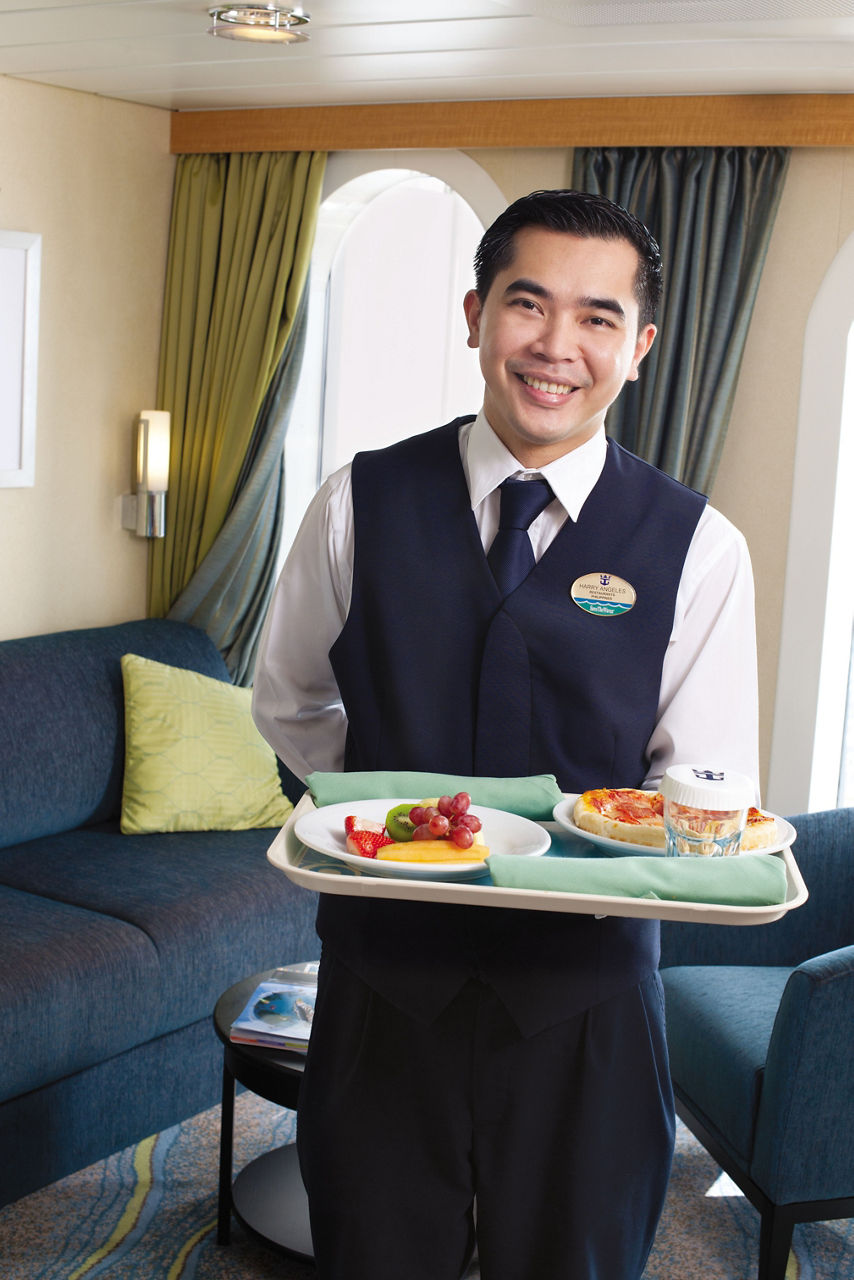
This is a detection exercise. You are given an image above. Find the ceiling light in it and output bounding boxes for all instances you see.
[207,5,309,43]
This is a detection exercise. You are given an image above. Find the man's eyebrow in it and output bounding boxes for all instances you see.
[503,277,552,299]
[503,279,627,321]
[579,294,626,320]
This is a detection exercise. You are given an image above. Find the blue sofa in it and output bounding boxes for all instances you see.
[0,618,319,1208]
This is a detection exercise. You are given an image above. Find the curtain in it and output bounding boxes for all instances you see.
[163,286,311,685]
[148,150,327,675]
[571,147,789,492]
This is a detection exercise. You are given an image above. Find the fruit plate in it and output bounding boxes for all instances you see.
[552,795,797,858]
[292,799,551,881]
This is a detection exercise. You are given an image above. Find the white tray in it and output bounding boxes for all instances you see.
[267,793,809,926]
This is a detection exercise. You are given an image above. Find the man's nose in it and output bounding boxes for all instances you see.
[532,313,581,363]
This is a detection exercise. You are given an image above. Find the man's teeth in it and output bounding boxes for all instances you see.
[522,375,573,395]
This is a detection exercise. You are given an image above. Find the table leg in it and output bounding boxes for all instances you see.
[217,1058,236,1245]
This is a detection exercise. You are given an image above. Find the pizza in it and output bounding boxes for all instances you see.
[740,806,779,851]
[573,788,667,848]
[572,788,777,851]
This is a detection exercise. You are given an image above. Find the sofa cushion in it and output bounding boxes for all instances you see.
[661,964,791,1163]
[119,653,293,834]
[0,620,232,850]
[0,823,320,1036]
[0,884,163,1103]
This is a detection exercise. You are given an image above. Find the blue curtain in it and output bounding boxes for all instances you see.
[572,147,789,492]
[166,288,310,686]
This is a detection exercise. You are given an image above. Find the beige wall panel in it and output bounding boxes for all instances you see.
[840,147,854,238]
[0,76,173,642]
[465,148,574,204]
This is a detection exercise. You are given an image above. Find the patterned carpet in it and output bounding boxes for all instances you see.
[1,1094,852,1279]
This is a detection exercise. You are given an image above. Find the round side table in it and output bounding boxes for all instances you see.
[213,970,313,1260]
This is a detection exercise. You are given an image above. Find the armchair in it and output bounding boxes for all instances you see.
[659,807,854,1280]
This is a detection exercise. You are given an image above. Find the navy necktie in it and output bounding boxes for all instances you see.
[487,477,554,599]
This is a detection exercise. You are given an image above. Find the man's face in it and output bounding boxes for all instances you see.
[463,226,656,468]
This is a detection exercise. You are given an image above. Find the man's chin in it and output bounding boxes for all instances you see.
[497,418,603,465]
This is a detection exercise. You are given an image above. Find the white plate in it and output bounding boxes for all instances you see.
[552,795,797,858]
[293,799,551,881]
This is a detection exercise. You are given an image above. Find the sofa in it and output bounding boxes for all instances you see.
[0,618,320,1208]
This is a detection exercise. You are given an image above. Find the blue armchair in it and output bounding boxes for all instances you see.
[659,807,854,1280]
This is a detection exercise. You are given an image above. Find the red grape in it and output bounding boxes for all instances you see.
[408,806,427,827]
[450,792,471,817]
[450,825,474,849]
[412,824,434,840]
[457,813,482,833]
[437,795,454,818]
[429,814,450,837]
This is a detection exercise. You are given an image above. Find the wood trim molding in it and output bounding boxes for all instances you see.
[171,94,854,154]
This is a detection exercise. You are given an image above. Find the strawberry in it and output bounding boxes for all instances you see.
[344,815,385,836]
[346,829,395,859]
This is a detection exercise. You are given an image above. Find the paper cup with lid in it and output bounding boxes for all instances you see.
[660,765,755,858]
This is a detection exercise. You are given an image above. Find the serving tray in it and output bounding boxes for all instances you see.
[267,793,809,926]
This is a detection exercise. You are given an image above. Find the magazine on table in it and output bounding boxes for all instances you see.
[229,962,319,1052]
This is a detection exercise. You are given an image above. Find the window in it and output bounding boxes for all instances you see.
[278,152,505,573]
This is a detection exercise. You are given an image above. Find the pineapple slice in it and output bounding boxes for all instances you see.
[376,839,488,862]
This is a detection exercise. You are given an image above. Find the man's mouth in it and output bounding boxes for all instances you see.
[520,374,575,395]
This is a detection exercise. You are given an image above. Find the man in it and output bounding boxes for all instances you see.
[253,189,758,1280]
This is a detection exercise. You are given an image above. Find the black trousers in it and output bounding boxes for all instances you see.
[297,954,675,1280]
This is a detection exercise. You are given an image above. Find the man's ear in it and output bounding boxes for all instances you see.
[626,323,656,382]
[463,289,482,349]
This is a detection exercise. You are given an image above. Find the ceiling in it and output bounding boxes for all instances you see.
[1,0,853,114]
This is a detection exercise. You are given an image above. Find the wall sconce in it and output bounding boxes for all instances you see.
[121,411,170,538]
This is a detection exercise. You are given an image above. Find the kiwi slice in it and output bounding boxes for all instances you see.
[385,803,417,842]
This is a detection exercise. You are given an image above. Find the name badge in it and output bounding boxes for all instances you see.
[571,572,636,617]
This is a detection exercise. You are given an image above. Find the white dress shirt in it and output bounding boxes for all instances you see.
[252,413,760,795]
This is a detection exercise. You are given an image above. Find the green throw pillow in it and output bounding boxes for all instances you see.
[120,652,294,834]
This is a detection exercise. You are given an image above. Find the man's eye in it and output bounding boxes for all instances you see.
[513,298,540,311]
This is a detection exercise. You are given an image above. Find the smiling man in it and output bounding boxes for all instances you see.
[253,189,759,1280]
[463,225,655,466]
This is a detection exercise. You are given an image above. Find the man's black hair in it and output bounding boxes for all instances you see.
[473,189,663,328]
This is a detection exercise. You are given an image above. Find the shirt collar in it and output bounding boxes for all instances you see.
[464,410,608,522]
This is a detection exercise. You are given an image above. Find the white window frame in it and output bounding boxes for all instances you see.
[320,150,506,233]
[766,230,854,815]
[0,230,41,487]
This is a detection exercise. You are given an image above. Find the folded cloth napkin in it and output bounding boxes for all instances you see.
[487,852,789,907]
[306,771,563,821]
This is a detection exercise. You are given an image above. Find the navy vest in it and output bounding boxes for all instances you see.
[321,421,707,1034]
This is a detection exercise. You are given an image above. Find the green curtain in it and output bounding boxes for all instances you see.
[571,147,789,492]
[148,150,327,628]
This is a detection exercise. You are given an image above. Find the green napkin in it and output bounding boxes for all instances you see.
[487,852,789,906]
[306,771,563,821]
